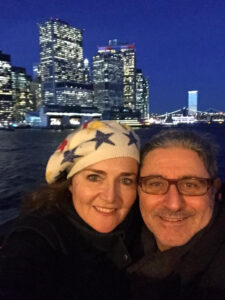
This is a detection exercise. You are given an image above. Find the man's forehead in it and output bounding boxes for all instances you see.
[142,147,200,164]
[141,147,209,178]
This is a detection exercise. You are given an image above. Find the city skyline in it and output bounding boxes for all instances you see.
[0,0,224,113]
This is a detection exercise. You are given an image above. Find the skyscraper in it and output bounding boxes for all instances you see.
[188,90,198,115]
[83,58,92,83]
[31,63,42,109]
[0,51,13,122]
[39,18,93,106]
[93,48,123,112]
[93,39,136,112]
[118,42,136,109]
[136,69,149,118]
[11,66,33,121]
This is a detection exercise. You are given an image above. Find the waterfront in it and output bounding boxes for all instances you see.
[1,125,225,228]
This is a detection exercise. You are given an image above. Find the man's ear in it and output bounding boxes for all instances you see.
[213,178,222,191]
[214,178,224,201]
[69,184,72,193]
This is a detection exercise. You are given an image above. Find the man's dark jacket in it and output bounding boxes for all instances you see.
[128,200,225,300]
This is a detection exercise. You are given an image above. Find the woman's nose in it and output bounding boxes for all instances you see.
[100,181,118,203]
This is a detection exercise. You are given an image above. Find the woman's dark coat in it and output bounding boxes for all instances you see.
[0,203,141,300]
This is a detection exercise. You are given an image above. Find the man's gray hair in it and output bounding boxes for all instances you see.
[141,129,219,178]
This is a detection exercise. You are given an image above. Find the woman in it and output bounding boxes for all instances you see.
[0,120,141,300]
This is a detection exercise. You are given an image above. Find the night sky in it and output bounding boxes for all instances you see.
[0,0,224,114]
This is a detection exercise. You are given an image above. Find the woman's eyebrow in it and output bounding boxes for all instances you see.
[84,169,137,176]
[84,168,106,175]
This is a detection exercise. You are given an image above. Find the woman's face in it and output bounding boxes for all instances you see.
[69,157,138,233]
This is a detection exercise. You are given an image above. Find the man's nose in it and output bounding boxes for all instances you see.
[163,184,185,211]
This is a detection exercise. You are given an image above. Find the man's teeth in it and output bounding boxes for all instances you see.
[162,217,185,222]
[95,207,116,213]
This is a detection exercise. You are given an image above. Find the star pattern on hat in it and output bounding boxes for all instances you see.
[57,139,68,152]
[88,130,115,150]
[120,123,131,130]
[61,147,82,164]
[123,131,139,148]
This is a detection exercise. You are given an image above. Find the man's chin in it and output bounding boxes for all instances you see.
[156,235,192,251]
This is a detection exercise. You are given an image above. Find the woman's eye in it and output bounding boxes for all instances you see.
[121,177,134,185]
[87,174,100,182]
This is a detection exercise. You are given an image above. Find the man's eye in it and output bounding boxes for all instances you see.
[184,183,199,190]
[182,180,200,189]
[121,177,134,185]
[147,180,163,187]
[87,174,100,182]
[185,183,195,188]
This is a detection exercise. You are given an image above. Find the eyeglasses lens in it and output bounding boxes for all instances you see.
[141,177,209,196]
[178,178,208,195]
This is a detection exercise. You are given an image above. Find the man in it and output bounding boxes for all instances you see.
[128,129,225,299]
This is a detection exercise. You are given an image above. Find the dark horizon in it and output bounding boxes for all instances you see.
[0,0,224,114]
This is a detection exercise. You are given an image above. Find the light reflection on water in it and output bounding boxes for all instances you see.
[1,126,225,226]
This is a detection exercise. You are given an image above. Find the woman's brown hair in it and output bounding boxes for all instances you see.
[21,178,72,215]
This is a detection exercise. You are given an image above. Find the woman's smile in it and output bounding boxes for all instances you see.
[70,157,138,233]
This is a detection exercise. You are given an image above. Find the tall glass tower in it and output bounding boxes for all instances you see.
[11,67,33,121]
[136,69,149,118]
[0,51,12,122]
[93,48,123,112]
[93,39,136,112]
[39,19,92,106]
[119,43,136,109]
[188,90,198,115]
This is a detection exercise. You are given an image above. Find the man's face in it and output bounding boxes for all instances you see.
[139,147,216,251]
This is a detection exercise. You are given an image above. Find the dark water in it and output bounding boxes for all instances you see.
[1,125,225,227]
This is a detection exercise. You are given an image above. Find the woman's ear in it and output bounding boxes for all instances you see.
[68,184,72,194]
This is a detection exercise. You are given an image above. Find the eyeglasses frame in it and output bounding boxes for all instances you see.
[138,176,214,196]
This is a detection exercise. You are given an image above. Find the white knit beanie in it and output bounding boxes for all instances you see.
[46,120,140,184]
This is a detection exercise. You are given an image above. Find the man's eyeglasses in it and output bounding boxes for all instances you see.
[139,176,214,196]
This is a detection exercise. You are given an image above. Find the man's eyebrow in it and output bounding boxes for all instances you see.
[139,174,162,178]
[180,175,209,179]
[139,174,201,179]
